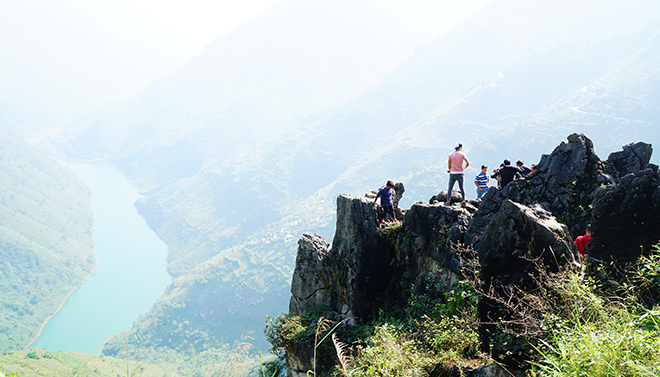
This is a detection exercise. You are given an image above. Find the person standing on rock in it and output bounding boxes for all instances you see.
[374,180,398,223]
[491,159,522,188]
[447,143,470,204]
[474,165,489,199]
[574,224,591,257]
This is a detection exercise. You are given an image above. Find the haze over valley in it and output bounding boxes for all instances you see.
[1,0,660,375]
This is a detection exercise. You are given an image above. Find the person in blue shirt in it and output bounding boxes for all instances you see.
[474,165,489,199]
[374,180,398,223]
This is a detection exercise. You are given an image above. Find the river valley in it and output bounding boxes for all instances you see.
[29,162,171,353]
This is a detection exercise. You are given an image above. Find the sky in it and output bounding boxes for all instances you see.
[0,0,495,137]
[49,0,280,57]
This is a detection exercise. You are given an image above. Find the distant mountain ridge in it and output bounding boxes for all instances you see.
[45,0,660,366]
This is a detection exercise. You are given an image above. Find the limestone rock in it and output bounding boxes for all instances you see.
[289,233,330,316]
[476,199,572,359]
[467,133,610,243]
[606,142,653,180]
[402,202,473,275]
[478,200,572,284]
[430,189,464,204]
[590,165,660,264]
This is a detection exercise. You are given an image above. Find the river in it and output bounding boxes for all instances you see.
[29,161,171,353]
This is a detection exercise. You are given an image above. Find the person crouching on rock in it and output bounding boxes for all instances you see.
[375,180,398,224]
[574,224,591,257]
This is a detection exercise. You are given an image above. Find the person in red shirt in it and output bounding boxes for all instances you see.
[574,224,591,257]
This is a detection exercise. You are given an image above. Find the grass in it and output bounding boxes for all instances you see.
[0,349,181,377]
[526,248,660,376]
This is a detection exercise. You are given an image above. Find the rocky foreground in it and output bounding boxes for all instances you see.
[283,134,659,376]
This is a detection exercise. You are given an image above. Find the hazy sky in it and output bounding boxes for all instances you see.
[49,0,279,56]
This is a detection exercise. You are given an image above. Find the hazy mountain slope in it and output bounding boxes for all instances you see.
[100,0,660,363]
[52,0,492,276]
[0,130,95,351]
[246,0,660,197]
[323,19,660,203]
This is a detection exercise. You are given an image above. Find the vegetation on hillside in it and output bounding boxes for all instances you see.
[0,130,95,351]
[0,349,181,377]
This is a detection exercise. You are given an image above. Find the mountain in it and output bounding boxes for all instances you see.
[49,0,660,365]
[52,0,494,275]
[0,130,95,351]
[276,134,660,376]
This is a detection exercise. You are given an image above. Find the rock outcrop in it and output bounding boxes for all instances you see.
[590,165,660,263]
[284,134,659,376]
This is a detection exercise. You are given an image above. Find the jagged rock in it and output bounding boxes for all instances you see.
[430,188,465,204]
[402,202,473,275]
[606,142,653,180]
[477,199,572,359]
[478,200,572,283]
[284,135,659,375]
[326,194,390,320]
[466,133,610,243]
[289,233,330,316]
[590,165,660,264]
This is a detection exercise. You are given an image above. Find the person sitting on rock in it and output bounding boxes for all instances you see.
[516,160,532,177]
[374,180,398,223]
[491,159,522,188]
[474,165,489,199]
[574,224,591,257]
[531,164,538,174]
[447,143,470,204]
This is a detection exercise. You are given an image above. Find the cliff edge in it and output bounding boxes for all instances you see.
[278,134,659,376]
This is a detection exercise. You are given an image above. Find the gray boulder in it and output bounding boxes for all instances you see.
[478,200,572,285]
[402,201,474,276]
[467,133,610,243]
[430,188,465,204]
[606,142,653,181]
[590,165,660,264]
[476,200,572,360]
[289,233,330,316]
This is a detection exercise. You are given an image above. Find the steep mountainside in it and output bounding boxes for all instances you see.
[54,0,660,364]
[51,1,492,278]
[0,130,95,351]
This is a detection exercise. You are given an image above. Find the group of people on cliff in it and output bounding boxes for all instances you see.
[374,142,591,256]
[448,143,535,203]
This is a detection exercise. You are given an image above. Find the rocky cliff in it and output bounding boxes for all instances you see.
[282,134,659,376]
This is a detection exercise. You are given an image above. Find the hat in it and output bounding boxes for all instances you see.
[454,143,463,150]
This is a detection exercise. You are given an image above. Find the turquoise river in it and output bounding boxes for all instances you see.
[29,161,171,353]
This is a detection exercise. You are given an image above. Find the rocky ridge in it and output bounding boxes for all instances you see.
[284,134,659,376]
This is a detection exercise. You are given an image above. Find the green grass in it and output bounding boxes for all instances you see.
[0,349,181,377]
[532,307,660,377]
